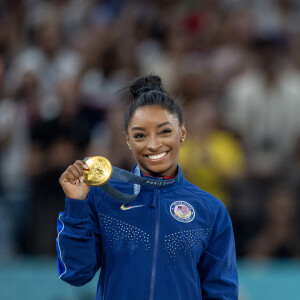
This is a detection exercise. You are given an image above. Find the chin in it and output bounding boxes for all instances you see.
[144,164,173,177]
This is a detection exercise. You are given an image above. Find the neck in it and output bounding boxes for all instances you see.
[139,165,178,179]
[142,173,176,179]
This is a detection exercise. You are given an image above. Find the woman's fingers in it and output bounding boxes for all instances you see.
[60,160,89,185]
[59,159,92,200]
[67,165,80,183]
[74,160,89,182]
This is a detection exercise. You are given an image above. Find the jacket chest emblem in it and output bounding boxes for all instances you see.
[170,201,195,223]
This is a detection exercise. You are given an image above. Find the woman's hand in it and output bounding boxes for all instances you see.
[59,160,91,200]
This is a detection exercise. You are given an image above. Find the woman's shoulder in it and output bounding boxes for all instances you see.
[181,181,233,233]
[182,180,228,215]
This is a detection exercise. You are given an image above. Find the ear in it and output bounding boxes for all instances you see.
[180,124,187,142]
[126,135,132,150]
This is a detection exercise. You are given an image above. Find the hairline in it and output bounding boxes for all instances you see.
[125,103,183,133]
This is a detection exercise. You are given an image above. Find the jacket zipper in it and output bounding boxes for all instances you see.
[149,189,160,300]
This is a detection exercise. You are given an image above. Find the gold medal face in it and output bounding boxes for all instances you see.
[83,156,112,186]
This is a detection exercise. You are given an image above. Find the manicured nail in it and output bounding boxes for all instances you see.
[83,164,89,170]
[80,176,84,183]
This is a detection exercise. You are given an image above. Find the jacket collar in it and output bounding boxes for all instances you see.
[133,164,185,190]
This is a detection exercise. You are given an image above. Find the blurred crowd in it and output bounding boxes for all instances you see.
[0,0,300,259]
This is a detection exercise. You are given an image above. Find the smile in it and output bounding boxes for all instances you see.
[146,151,168,161]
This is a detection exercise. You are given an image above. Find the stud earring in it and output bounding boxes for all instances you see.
[180,138,185,144]
[128,145,132,150]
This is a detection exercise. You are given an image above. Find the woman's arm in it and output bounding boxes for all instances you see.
[56,189,102,286]
[198,203,239,299]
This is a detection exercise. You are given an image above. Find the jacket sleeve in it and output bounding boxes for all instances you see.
[56,188,102,286]
[198,203,239,299]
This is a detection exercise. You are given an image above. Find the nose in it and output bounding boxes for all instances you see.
[147,135,162,151]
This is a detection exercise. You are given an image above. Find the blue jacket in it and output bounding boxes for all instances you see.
[56,166,238,300]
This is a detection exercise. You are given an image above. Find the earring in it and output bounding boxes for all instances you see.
[180,138,185,144]
[128,145,132,150]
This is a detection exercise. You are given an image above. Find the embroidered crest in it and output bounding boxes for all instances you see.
[170,201,195,223]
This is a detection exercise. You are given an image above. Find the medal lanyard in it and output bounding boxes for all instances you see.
[83,157,177,204]
[101,165,176,204]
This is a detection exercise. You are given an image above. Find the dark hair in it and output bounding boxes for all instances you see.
[124,73,183,132]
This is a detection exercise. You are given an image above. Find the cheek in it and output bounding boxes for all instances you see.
[173,143,181,156]
[171,138,181,156]
[131,147,147,167]
[130,143,143,157]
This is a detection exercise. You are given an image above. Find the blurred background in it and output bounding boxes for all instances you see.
[0,0,300,299]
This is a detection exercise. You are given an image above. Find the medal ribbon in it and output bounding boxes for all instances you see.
[84,156,177,204]
[101,165,176,203]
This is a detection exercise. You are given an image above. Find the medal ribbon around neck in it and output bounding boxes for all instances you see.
[83,156,176,203]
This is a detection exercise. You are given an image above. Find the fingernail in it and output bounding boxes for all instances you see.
[76,179,79,186]
[80,176,84,183]
[83,164,89,170]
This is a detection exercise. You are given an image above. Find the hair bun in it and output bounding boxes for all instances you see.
[144,73,162,88]
[130,73,165,99]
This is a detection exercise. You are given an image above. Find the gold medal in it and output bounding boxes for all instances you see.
[83,156,112,186]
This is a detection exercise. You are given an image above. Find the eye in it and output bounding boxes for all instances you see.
[160,128,172,134]
[133,133,145,139]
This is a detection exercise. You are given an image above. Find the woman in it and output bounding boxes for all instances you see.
[56,74,238,299]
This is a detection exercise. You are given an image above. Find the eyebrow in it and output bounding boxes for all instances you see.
[157,121,172,128]
[131,122,172,131]
[131,127,145,131]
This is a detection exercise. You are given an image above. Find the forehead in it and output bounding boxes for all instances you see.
[129,105,179,127]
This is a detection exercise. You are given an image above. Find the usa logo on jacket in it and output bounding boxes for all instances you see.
[170,201,195,223]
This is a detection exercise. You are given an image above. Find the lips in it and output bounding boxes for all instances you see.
[145,151,168,161]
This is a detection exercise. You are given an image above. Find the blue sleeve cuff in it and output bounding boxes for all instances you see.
[64,197,89,219]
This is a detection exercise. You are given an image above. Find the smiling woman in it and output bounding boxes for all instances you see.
[124,74,186,178]
[56,73,239,300]
[126,106,186,177]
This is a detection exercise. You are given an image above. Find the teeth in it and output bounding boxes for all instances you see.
[147,152,167,160]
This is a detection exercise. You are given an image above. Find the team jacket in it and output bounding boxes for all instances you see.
[56,165,238,300]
